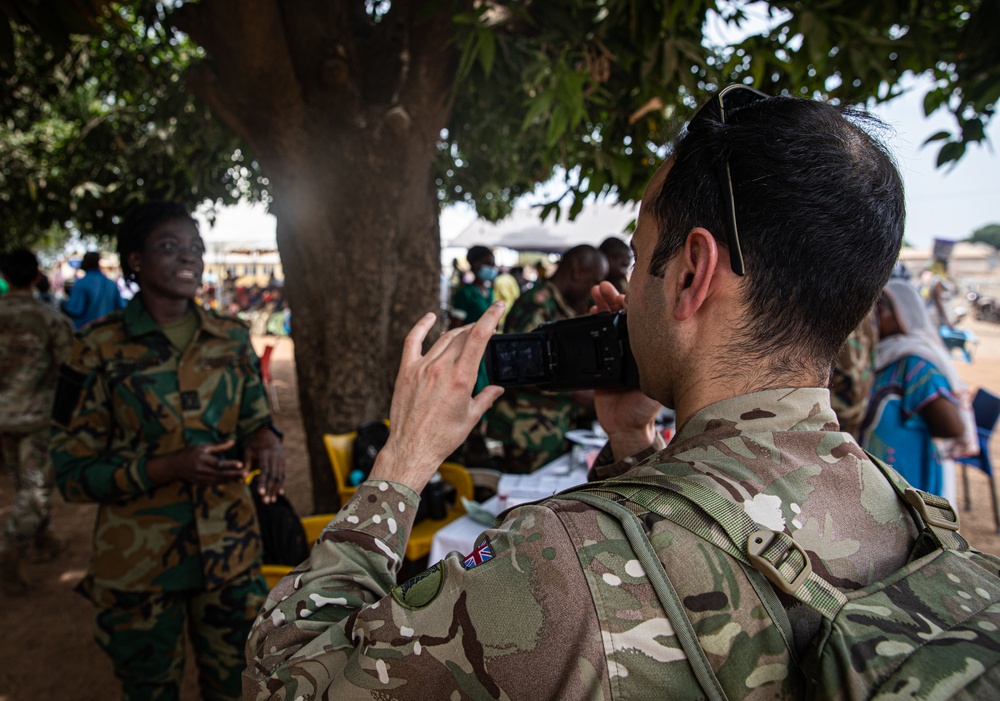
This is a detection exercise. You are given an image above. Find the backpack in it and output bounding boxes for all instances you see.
[555,455,1000,700]
[249,473,310,566]
[350,420,390,486]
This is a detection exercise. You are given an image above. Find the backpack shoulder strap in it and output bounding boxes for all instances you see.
[570,475,847,620]
[562,490,730,701]
[863,451,969,554]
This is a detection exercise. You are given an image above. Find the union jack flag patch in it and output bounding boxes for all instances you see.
[463,537,494,570]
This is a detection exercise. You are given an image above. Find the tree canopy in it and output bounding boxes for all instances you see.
[0,1,265,249]
[2,0,997,249]
[968,223,1000,249]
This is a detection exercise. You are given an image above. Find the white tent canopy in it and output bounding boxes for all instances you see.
[447,200,638,252]
[196,202,278,254]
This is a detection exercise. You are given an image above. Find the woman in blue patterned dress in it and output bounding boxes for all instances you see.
[861,279,965,496]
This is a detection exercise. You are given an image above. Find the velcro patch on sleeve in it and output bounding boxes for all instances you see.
[391,562,444,610]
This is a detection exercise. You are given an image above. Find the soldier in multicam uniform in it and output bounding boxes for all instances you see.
[0,249,74,596]
[52,203,285,701]
[829,311,879,440]
[485,244,608,472]
[243,91,946,699]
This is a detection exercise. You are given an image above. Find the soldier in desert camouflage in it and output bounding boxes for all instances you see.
[52,202,285,701]
[242,90,952,699]
[0,249,74,596]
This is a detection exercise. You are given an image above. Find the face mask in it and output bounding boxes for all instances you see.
[477,266,499,282]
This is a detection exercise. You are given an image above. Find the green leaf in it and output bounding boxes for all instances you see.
[478,28,495,77]
[922,130,952,145]
[922,89,946,117]
[936,141,966,168]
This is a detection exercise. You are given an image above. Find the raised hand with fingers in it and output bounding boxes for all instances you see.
[370,302,506,493]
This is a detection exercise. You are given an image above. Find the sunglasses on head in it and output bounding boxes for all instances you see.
[688,85,770,276]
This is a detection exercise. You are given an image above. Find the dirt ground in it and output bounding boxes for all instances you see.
[3,326,1000,700]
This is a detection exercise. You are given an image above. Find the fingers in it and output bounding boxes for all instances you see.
[256,451,286,504]
[400,312,438,367]
[592,281,625,313]
[471,384,505,416]
[205,440,236,454]
[457,302,504,374]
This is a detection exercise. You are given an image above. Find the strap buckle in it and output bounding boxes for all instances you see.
[746,530,812,596]
[904,488,960,532]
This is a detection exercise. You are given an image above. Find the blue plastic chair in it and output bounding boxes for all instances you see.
[957,388,1000,534]
[940,326,978,363]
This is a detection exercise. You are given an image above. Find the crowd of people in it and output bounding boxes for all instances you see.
[3,85,999,700]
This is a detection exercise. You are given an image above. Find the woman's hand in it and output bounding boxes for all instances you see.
[370,303,506,493]
[246,428,286,504]
[146,440,248,486]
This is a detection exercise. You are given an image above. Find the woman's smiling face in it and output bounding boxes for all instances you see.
[130,217,205,302]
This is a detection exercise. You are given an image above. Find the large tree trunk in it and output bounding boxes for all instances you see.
[177,0,458,512]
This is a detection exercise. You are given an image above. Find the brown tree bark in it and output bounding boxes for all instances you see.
[176,0,459,512]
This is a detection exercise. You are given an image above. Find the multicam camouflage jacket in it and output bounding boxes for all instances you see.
[244,388,923,700]
[829,312,878,440]
[52,295,276,592]
[0,294,74,432]
[485,279,584,472]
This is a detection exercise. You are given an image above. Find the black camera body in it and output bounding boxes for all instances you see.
[484,311,640,391]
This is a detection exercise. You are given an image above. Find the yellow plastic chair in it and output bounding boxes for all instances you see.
[323,421,391,507]
[301,513,336,544]
[404,461,473,562]
[322,432,474,562]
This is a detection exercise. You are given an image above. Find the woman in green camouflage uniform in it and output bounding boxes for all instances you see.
[52,203,285,701]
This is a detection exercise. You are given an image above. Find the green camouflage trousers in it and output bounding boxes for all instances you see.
[0,427,55,552]
[89,567,268,701]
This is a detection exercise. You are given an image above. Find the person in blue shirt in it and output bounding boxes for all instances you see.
[861,279,966,496]
[62,251,126,329]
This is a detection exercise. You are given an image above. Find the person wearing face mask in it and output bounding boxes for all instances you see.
[450,245,497,330]
[51,201,285,701]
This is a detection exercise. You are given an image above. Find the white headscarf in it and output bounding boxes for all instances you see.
[876,279,966,394]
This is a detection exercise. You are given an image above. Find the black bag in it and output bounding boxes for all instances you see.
[250,474,310,566]
[350,420,390,486]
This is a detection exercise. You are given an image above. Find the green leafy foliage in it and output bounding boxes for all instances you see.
[0,2,266,251]
[968,223,1000,249]
[438,0,998,224]
[2,0,997,246]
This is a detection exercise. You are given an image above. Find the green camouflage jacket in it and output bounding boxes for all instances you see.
[244,388,921,700]
[829,312,878,440]
[0,294,74,432]
[485,279,582,472]
[52,295,275,592]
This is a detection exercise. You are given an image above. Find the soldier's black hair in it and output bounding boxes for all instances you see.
[0,248,40,288]
[466,245,493,267]
[649,94,903,371]
[117,202,197,281]
[599,237,630,258]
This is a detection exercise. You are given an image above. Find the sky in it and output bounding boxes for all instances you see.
[867,81,999,249]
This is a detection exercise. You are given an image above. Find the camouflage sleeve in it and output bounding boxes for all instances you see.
[51,339,155,503]
[236,335,277,446]
[244,480,610,700]
[50,314,75,367]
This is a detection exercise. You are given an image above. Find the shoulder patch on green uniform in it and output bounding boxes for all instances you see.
[391,561,444,610]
